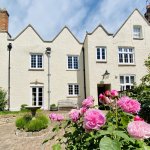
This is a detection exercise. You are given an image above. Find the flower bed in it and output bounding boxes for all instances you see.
[45,90,150,150]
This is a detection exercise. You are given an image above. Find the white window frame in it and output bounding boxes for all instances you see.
[118,47,135,65]
[30,86,44,107]
[120,75,135,91]
[68,84,80,96]
[96,47,107,62]
[133,25,142,39]
[67,55,79,70]
[30,53,43,69]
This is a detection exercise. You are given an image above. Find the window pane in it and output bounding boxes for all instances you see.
[133,26,141,38]
[124,54,128,63]
[126,85,131,90]
[31,55,36,68]
[102,48,105,60]
[129,54,133,63]
[130,76,134,83]
[120,76,124,84]
[68,56,72,69]
[119,48,122,52]
[126,76,129,83]
[74,57,78,69]
[119,54,123,63]
[32,88,36,106]
[74,85,79,95]
[37,55,42,68]
[68,85,73,95]
[97,48,100,59]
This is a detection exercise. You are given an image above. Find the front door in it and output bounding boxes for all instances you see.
[32,87,43,106]
[97,84,111,105]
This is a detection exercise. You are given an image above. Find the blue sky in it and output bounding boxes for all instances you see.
[0,0,148,41]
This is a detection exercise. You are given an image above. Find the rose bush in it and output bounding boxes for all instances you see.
[44,90,150,150]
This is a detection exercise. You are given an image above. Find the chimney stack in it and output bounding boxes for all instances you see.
[145,5,150,23]
[0,8,9,32]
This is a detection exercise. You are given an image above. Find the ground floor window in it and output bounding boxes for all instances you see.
[68,84,79,96]
[120,75,135,91]
[31,87,43,106]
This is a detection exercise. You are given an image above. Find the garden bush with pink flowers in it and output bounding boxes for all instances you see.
[44,91,150,150]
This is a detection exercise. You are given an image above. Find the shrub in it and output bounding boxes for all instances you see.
[16,113,49,132]
[0,88,7,111]
[50,104,58,111]
[16,117,27,129]
[125,55,150,123]
[16,113,32,129]
[20,104,28,111]
[45,90,150,150]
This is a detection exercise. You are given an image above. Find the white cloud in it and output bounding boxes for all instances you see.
[0,0,147,41]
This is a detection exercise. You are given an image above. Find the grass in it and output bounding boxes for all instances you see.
[0,110,28,115]
[0,109,42,116]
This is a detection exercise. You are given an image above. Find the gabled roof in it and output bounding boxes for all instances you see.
[87,24,113,36]
[83,24,113,44]
[9,24,47,42]
[113,9,150,37]
[52,26,82,44]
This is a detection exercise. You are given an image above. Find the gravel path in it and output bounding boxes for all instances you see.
[0,111,68,150]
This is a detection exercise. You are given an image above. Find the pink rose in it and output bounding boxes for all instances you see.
[99,94,104,100]
[49,113,64,121]
[127,121,150,139]
[82,96,94,108]
[80,107,87,115]
[49,113,58,121]
[83,109,106,131]
[110,90,118,97]
[57,114,64,121]
[69,109,80,122]
[134,115,144,121]
[99,96,111,104]
[105,90,111,97]
[117,96,141,114]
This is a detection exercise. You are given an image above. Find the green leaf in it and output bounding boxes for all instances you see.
[99,137,121,150]
[52,144,61,150]
[52,124,60,132]
[143,146,150,150]
[113,131,135,143]
[95,130,112,139]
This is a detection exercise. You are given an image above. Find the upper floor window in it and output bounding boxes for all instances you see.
[96,47,106,62]
[67,55,79,70]
[118,47,134,64]
[133,25,142,39]
[68,84,79,96]
[120,75,135,91]
[30,54,43,69]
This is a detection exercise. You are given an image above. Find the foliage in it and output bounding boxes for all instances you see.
[0,88,7,111]
[44,93,150,150]
[16,113,49,132]
[124,55,150,123]
[50,104,57,107]
[50,104,58,111]
[20,104,28,111]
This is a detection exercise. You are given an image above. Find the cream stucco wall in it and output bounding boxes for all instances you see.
[0,9,150,110]
[84,10,150,105]
[1,26,84,110]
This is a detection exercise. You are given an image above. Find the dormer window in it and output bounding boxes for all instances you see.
[133,25,142,39]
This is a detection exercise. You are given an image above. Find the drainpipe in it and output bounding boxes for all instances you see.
[82,47,86,99]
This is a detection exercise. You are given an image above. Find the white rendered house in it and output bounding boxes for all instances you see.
[0,7,150,111]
